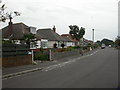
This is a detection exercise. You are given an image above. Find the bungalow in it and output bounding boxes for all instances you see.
[82,38,93,46]
[36,26,66,48]
[2,23,77,49]
[2,22,37,49]
[61,35,74,47]
[61,34,79,46]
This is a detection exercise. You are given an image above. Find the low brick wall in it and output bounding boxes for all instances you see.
[51,50,80,60]
[2,55,32,68]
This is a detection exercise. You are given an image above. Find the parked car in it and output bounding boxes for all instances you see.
[101,44,105,49]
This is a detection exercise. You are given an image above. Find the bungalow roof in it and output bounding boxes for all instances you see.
[37,29,65,41]
[2,22,31,40]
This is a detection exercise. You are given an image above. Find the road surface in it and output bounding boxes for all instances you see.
[2,48,118,88]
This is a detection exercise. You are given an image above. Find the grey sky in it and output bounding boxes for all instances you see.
[0,0,119,41]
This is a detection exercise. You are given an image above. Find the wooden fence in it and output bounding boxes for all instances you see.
[2,44,32,68]
[2,44,29,57]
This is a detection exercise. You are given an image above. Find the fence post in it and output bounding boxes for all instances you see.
[31,50,37,65]
[49,49,52,61]
[32,50,34,63]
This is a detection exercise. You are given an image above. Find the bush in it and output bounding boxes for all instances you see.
[66,46,74,51]
[40,48,44,53]
[87,43,92,47]
[82,46,88,50]
[73,46,81,49]
[34,53,49,61]
[54,48,65,52]
[2,40,13,44]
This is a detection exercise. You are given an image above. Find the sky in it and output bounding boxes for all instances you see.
[0,0,119,41]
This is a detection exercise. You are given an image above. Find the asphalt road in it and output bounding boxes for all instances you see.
[2,48,118,88]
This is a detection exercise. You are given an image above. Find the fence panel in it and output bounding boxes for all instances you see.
[2,44,29,57]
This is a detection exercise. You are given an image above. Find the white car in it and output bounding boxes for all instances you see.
[108,45,111,48]
[101,44,105,49]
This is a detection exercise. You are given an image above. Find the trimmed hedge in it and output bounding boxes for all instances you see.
[34,53,49,61]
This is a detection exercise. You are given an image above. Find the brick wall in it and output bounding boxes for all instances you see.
[51,50,80,60]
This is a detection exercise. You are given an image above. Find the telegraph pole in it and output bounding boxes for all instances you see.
[92,29,94,43]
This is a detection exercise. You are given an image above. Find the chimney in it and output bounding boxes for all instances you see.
[8,16,13,38]
[53,25,56,32]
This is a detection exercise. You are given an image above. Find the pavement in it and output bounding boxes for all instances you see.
[2,48,99,79]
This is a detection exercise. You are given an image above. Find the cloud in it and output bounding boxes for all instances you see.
[1,0,118,41]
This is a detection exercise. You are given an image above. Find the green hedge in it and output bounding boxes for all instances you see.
[34,53,49,61]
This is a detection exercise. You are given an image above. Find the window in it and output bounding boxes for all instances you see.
[30,42,37,49]
[30,27,36,34]
[41,41,47,48]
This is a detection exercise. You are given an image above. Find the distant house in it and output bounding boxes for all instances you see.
[61,35,74,47]
[82,38,93,46]
[36,26,66,48]
[61,34,79,46]
[2,22,37,49]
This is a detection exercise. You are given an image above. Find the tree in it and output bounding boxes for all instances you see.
[69,25,85,43]
[0,1,20,22]
[101,38,114,46]
[96,40,101,46]
[23,33,36,48]
[0,1,6,22]
[115,36,120,48]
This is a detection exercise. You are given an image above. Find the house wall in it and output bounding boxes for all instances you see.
[48,41,56,48]
[58,41,64,48]
[14,40,21,44]
[36,40,41,48]
[48,41,64,48]
[37,40,67,49]
[72,42,75,46]
[64,42,75,48]
[66,42,74,47]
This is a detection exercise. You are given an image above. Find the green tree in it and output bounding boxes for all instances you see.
[101,38,114,46]
[69,25,85,41]
[23,33,36,48]
[115,36,120,48]
[69,25,85,47]
[0,1,6,22]
[96,40,101,46]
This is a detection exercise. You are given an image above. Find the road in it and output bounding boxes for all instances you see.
[2,48,118,88]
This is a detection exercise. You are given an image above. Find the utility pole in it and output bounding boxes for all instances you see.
[92,29,94,43]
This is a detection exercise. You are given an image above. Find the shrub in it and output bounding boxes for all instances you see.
[2,40,13,44]
[34,53,49,61]
[73,46,81,49]
[66,46,74,51]
[82,46,87,50]
[40,48,44,53]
